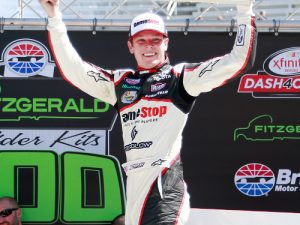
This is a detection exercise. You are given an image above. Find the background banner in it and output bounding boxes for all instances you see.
[1,30,300,224]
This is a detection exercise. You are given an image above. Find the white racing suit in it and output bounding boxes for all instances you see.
[47,3,257,225]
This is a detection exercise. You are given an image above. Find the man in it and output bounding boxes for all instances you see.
[0,197,22,225]
[39,0,257,224]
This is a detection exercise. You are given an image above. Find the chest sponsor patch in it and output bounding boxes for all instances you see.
[147,74,171,82]
[125,78,141,85]
[151,82,166,92]
[122,84,141,90]
[121,91,138,104]
[145,90,168,98]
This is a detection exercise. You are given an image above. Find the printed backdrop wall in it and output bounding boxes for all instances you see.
[0,29,300,224]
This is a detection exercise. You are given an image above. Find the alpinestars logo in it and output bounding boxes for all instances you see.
[238,47,300,98]
[198,59,220,77]
[87,71,109,82]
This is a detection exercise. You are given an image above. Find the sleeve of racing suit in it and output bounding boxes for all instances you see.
[182,2,257,97]
[47,12,117,105]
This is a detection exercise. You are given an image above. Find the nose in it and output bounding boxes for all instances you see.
[144,40,155,47]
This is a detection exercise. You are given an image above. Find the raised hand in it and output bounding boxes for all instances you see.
[38,0,60,18]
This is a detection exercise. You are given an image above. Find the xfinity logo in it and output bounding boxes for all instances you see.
[264,47,300,76]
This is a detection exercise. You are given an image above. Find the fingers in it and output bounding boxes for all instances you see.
[39,0,60,17]
[39,0,59,6]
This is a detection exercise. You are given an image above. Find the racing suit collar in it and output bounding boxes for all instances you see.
[137,58,170,76]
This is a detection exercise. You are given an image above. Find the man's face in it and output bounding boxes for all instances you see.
[128,30,169,69]
[0,201,21,225]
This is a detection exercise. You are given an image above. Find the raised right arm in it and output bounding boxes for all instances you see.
[39,0,117,105]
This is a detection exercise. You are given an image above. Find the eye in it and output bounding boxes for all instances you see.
[135,39,146,45]
[152,38,163,44]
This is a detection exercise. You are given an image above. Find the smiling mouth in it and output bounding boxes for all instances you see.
[143,53,156,57]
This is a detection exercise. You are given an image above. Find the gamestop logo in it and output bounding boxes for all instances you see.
[238,47,300,98]
[234,163,300,197]
[122,106,167,122]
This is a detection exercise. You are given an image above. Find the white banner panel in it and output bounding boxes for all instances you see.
[187,208,300,225]
[0,129,107,154]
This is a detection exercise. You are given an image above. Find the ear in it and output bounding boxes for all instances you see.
[163,38,169,52]
[16,208,22,220]
[127,40,134,54]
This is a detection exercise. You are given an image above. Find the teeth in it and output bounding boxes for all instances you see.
[144,53,155,56]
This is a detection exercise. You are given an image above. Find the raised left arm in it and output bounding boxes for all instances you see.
[182,1,257,96]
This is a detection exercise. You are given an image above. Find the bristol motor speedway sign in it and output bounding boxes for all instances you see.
[234,163,300,197]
